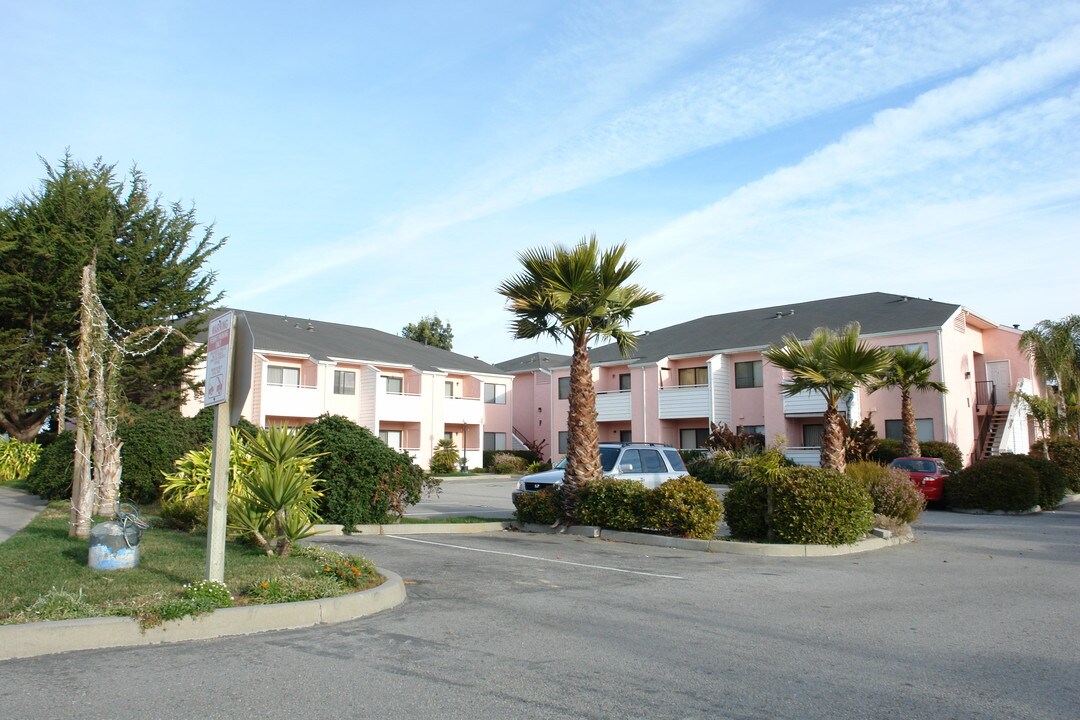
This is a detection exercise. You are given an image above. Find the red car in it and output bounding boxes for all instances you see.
[889,457,950,501]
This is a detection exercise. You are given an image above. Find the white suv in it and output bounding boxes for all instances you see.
[513,442,688,496]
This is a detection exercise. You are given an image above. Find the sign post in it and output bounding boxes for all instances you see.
[204,311,234,582]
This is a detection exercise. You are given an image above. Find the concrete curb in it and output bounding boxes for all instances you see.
[312,521,515,536]
[0,568,406,662]
[514,522,915,557]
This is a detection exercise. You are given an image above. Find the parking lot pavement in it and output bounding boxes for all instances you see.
[407,476,517,519]
[4,504,1078,720]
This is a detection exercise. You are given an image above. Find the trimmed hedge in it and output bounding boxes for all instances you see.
[483,450,539,470]
[918,441,963,472]
[871,438,904,465]
[24,431,76,500]
[644,476,723,539]
[513,487,562,525]
[724,467,875,545]
[994,454,1068,510]
[845,461,925,523]
[577,478,649,531]
[1030,437,1080,492]
[304,414,435,528]
[945,456,1040,512]
[117,409,210,504]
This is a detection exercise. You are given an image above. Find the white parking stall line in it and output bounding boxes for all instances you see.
[384,535,685,580]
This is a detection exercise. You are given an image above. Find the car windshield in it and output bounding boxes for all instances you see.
[894,459,938,473]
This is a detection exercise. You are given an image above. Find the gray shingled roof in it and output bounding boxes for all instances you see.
[494,351,573,373]
[585,292,961,365]
[222,309,509,375]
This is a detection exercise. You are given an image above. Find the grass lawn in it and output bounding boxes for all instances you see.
[0,502,381,625]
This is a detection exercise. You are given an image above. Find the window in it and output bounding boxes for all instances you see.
[619,373,631,391]
[445,381,454,398]
[384,376,404,394]
[558,431,568,454]
[619,430,632,443]
[680,428,710,449]
[444,432,454,442]
[885,419,934,442]
[618,449,664,473]
[379,430,402,449]
[678,367,708,386]
[333,370,356,395]
[267,366,300,387]
[484,383,506,404]
[802,424,823,448]
[484,432,507,451]
[558,376,571,400]
[734,360,763,388]
[663,449,687,472]
[737,425,765,436]
[885,342,929,357]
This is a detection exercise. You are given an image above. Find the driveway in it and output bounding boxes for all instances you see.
[2,505,1078,719]
[407,475,517,519]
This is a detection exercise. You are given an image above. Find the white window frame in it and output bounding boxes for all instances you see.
[734,360,763,389]
[267,365,300,387]
[333,370,356,395]
[484,383,506,404]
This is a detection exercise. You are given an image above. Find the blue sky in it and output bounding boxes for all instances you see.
[3,0,1078,364]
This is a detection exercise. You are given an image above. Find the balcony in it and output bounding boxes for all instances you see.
[658,385,710,419]
[783,390,849,417]
[379,390,422,421]
[596,390,631,422]
[261,383,321,419]
[444,395,484,425]
[783,447,821,467]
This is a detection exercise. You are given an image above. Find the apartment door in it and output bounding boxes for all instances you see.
[985,361,1011,405]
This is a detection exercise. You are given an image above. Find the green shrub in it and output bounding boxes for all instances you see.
[945,457,1040,512]
[1031,436,1080,492]
[871,438,904,465]
[24,431,75,500]
[644,477,723,539]
[919,441,963,472]
[490,453,528,474]
[304,414,437,529]
[846,461,925,523]
[725,467,875,545]
[577,478,649,531]
[296,546,381,589]
[513,487,561,525]
[994,454,1068,510]
[0,439,42,482]
[525,461,551,474]
[723,476,771,541]
[244,574,344,604]
[159,494,207,531]
[482,449,538,469]
[769,468,875,545]
[429,438,460,474]
[117,409,206,504]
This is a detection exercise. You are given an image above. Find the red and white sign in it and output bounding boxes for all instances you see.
[204,311,234,407]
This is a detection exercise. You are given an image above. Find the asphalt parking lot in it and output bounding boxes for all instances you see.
[2,504,1078,719]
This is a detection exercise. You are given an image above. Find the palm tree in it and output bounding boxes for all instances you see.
[763,323,891,473]
[497,236,661,522]
[867,347,947,457]
[1020,316,1080,439]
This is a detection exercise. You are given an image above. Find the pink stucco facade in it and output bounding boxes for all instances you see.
[505,305,1042,467]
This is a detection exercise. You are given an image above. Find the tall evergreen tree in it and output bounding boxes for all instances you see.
[401,314,454,350]
[0,154,223,441]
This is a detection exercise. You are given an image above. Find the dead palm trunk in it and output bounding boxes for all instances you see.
[821,405,847,473]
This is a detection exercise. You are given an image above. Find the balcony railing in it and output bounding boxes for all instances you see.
[596,390,631,422]
[379,390,423,421]
[783,447,821,467]
[445,395,484,424]
[262,383,321,419]
[974,380,996,409]
[783,390,849,416]
[658,384,710,419]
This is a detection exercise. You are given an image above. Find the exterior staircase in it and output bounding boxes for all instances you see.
[979,408,1010,459]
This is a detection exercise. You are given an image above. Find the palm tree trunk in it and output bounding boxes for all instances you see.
[821,405,846,473]
[901,388,921,457]
[563,333,600,523]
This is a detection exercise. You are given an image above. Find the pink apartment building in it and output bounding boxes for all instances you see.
[182,310,515,470]
[497,293,1043,467]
